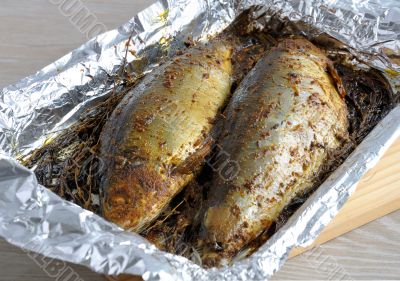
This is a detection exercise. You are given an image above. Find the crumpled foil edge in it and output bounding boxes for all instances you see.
[1,106,399,280]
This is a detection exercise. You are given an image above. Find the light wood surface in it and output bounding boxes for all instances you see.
[0,1,399,280]
[290,137,400,258]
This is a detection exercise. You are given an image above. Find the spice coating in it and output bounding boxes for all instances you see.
[100,42,233,231]
[199,38,349,265]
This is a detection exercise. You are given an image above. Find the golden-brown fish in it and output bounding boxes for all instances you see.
[100,42,233,231]
[199,38,349,265]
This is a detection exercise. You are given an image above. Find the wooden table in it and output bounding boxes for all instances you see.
[0,1,399,280]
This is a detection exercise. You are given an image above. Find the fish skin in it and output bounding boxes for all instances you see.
[199,38,349,265]
[100,42,233,231]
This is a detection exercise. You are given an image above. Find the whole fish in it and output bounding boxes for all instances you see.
[199,38,349,266]
[100,42,233,231]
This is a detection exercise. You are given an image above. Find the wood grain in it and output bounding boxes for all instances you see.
[0,238,101,281]
[0,0,153,88]
[273,210,400,280]
[290,137,400,257]
[105,210,400,280]
[103,138,400,281]
[0,1,399,280]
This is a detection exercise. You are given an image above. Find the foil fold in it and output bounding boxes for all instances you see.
[0,0,399,280]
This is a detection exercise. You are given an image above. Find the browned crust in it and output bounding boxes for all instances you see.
[102,165,172,229]
[199,38,349,265]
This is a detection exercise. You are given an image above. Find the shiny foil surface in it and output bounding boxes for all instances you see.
[0,0,399,280]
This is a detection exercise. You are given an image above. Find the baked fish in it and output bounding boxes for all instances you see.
[100,42,233,231]
[199,38,349,265]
